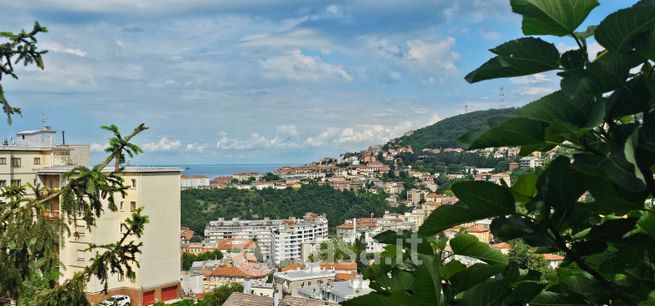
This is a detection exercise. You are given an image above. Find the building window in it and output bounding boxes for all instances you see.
[0,157,6,165]
[10,158,21,168]
[120,223,126,234]
[131,179,137,189]
[76,226,86,238]
[33,157,41,165]
[118,274,124,282]
[120,201,124,212]
[10,180,20,186]
[0,180,5,187]
[76,250,85,262]
[130,201,136,212]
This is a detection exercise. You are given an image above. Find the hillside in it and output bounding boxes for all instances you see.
[181,184,407,239]
[397,108,518,150]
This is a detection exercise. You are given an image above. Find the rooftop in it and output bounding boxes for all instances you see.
[36,165,182,174]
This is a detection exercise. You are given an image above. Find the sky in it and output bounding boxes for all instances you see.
[0,0,634,164]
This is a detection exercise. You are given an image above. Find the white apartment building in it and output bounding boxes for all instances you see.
[519,156,543,168]
[180,175,210,189]
[1,127,181,305]
[204,213,328,264]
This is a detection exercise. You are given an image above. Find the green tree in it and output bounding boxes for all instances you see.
[199,282,244,306]
[1,23,151,305]
[181,250,224,271]
[346,1,655,305]
[507,239,548,273]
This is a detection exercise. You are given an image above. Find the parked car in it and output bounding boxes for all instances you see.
[100,294,131,306]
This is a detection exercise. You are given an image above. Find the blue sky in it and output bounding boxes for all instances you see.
[0,0,634,164]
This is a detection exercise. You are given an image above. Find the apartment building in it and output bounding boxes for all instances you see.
[204,213,328,264]
[1,127,181,305]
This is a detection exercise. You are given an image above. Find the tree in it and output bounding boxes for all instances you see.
[346,1,655,305]
[182,250,224,271]
[507,239,548,274]
[1,23,151,305]
[200,282,244,306]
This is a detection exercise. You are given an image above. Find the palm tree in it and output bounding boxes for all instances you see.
[101,124,147,173]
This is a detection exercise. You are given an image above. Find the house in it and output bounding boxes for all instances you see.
[233,172,265,182]
[206,265,267,290]
[519,156,543,168]
[216,238,257,252]
[543,253,565,269]
[223,292,338,306]
[298,276,373,304]
[273,263,337,296]
[181,227,194,243]
[491,242,512,255]
[465,225,490,244]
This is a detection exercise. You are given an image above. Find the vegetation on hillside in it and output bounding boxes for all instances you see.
[181,183,407,236]
[346,1,655,305]
[396,108,518,150]
[397,151,511,174]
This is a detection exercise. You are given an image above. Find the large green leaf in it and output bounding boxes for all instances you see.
[510,0,599,36]
[412,254,442,305]
[595,4,655,53]
[450,263,504,292]
[465,37,559,83]
[519,90,602,128]
[457,279,511,306]
[459,117,547,150]
[419,181,515,236]
[637,211,655,239]
[450,234,509,266]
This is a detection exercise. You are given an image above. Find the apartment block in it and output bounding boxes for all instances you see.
[0,127,181,306]
[204,213,328,264]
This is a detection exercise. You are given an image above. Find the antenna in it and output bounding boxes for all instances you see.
[499,87,505,108]
[41,110,47,126]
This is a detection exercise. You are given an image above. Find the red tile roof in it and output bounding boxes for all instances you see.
[491,242,512,249]
[543,253,565,261]
[209,266,266,279]
[280,262,305,272]
[466,225,489,233]
[320,262,357,271]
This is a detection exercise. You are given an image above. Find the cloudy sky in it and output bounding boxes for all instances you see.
[0,1,632,164]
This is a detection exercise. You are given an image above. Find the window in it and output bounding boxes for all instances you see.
[131,179,137,189]
[130,201,136,212]
[76,250,85,262]
[118,274,124,282]
[76,226,86,238]
[10,158,21,168]
[11,180,20,186]
[119,222,127,234]
[120,201,124,212]
[33,157,41,165]
[0,157,6,165]
[0,180,5,187]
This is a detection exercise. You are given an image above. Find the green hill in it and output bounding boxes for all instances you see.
[397,108,518,150]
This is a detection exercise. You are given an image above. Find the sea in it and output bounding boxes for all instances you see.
[154,164,300,178]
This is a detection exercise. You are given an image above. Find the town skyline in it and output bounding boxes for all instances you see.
[0,1,631,164]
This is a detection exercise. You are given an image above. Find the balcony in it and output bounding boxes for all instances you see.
[44,210,60,220]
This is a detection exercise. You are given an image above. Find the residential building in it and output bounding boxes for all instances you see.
[298,276,373,304]
[45,166,182,305]
[233,172,265,182]
[181,227,194,243]
[1,127,181,305]
[544,253,565,269]
[206,265,267,291]
[222,292,338,306]
[273,263,337,297]
[181,175,210,189]
[205,213,328,263]
[519,156,543,168]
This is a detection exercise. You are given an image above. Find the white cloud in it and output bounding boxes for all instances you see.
[185,142,208,153]
[142,137,182,151]
[406,37,459,73]
[511,73,550,85]
[305,121,413,146]
[481,31,502,41]
[216,132,301,150]
[277,125,299,136]
[260,49,352,82]
[42,42,87,57]
[90,143,107,152]
[516,86,554,96]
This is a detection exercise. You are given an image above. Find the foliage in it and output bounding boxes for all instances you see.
[508,239,549,273]
[182,250,224,271]
[346,1,655,305]
[398,151,511,175]
[316,238,358,261]
[0,23,151,305]
[200,282,244,306]
[181,183,404,233]
[396,108,518,150]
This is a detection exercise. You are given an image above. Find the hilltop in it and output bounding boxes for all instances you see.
[394,108,518,151]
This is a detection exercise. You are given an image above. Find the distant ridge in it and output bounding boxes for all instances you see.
[395,108,518,150]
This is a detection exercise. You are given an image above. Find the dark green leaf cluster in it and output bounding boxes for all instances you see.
[0,22,48,124]
[182,250,223,271]
[347,1,655,305]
